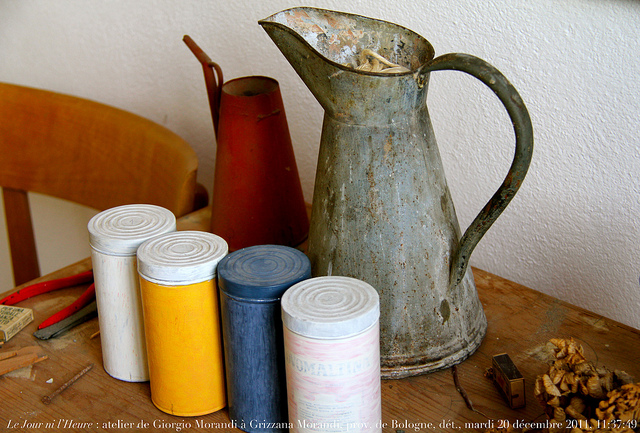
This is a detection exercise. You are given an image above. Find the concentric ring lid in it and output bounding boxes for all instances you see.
[281,276,380,339]
[218,245,311,301]
[136,231,228,285]
[88,204,176,255]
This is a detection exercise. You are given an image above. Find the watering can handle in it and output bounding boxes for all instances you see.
[421,53,533,287]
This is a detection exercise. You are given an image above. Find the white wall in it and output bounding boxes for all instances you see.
[1,0,639,329]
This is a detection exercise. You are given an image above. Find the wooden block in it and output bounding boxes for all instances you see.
[0,350,18,361]
[0,305,34,342]
[0,346,48,376]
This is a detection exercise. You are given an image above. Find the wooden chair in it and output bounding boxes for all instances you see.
[0,82,207,286]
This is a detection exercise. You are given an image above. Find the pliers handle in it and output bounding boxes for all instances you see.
[0,270,95,329]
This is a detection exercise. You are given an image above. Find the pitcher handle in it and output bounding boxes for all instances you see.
[421,53,533,287]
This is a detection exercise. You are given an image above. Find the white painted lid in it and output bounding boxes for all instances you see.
[281,276,380,339]
[88,204,176,256]
[136,231,228,285]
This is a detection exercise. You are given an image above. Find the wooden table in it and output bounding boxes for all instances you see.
[1,206,638,432]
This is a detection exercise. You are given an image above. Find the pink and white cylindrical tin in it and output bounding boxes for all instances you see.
[88,204,176,382]
[281,276,381,433]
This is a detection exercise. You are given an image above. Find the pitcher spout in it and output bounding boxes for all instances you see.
[258,10,332,108]
[259,7,435,122]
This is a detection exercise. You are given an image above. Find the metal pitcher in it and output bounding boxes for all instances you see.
[260,7,533,378]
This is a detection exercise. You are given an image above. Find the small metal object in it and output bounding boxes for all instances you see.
[42,363,94,405]
[491,353,525,409]
[0,271,94,332]
[33,302,97,340]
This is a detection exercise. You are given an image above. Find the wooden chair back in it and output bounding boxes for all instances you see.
[0,82,204,286]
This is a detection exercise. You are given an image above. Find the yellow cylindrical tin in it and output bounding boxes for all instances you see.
[137,231,228,417]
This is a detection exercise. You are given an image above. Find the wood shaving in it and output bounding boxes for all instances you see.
[351,49,410,73]
[533,338,637,432]
[485,338,639,433]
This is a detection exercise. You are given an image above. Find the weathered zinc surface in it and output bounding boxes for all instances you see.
[260,7,532,378]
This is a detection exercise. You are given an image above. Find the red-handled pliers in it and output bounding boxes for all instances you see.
[0,270,95,330]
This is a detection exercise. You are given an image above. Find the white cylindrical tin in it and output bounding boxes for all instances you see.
[137,231,228,416]
[88,204,176,382]
[281,276,381,433]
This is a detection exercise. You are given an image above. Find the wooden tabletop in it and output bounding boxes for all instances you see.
[1,206,638,432]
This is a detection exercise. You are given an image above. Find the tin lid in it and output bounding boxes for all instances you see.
[136,231,228,285]
[218,245,311,301]
[88,204,176,255]
[281,276,380,339]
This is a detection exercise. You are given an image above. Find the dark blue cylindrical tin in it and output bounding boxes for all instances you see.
[218,244,311,433]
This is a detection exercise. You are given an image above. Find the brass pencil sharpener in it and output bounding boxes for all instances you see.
[490,353,526,409]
